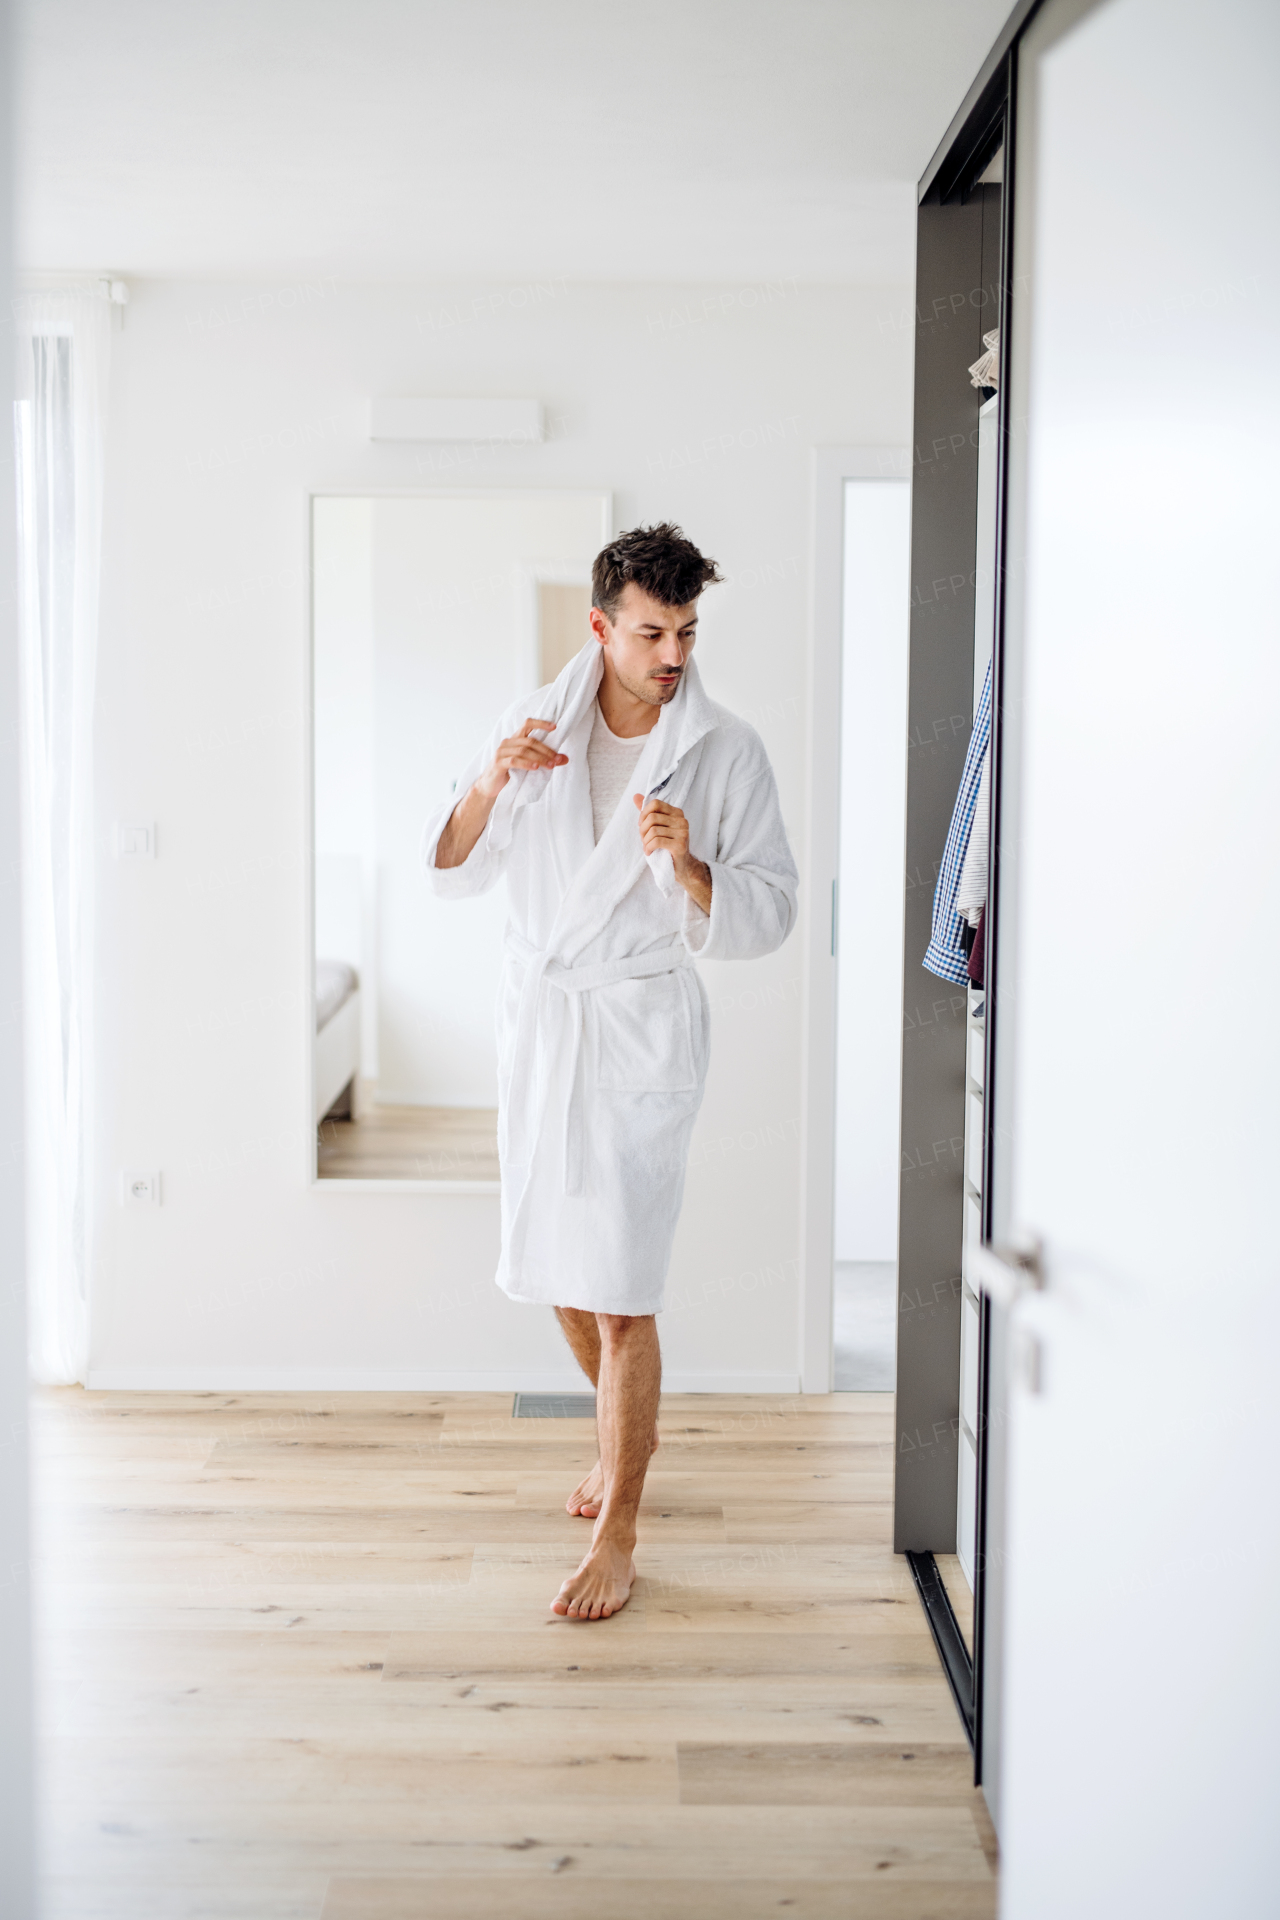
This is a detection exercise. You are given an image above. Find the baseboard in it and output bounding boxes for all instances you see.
[83,1367,803,1394]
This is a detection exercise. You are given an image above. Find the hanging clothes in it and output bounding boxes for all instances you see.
[968,328,999,390]
[955,746,990,927]
[922,658,991,985]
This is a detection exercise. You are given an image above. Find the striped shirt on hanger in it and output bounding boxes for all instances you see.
[922,658,992,986]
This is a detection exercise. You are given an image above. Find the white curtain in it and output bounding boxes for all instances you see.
[13,288,112,1385]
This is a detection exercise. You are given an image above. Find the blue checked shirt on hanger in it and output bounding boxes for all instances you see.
[923,658,991,985]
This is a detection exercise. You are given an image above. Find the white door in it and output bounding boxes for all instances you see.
[994,0,1280,1913]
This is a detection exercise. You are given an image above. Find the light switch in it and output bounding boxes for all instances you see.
[122,1171,161,1207]
[116,823,155,858]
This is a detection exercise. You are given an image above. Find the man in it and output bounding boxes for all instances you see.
[423,523,797,1620]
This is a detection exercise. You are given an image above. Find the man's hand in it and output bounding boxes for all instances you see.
[436,719,567,868]
[475,718,568,801]
[633,794,713,914]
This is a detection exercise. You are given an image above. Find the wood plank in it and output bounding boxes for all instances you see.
[41,1629,391,1685]
[625,1543,917,1589]
[652,1405,890,1420]
[652,1412,896,1442]
[47,1737,681,1803]
[42,1540,919,1601]
[52,1506,727,1547]
[34,1388,485,1421]
[677,1740,976,1805]
[45,1691,968,1746]
[44,1801,992,1877]
[39,1540,483,1585]
[45,1474,524,1512]
[381,1631,939,1683]
[42,1572,651,1636]
[49,1508,619,1545]
[516,1471,892,1508]
[321,1879,996,1920]
[202,1437,894,1472]
[39,1872,995,1920]
[193,1445,603,1475]
[644,1600,930,1640]
[43,1878,327,1920]
[722,1503,894,1545]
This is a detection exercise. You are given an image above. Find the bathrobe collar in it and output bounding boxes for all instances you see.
[483,640,605,856]
[551,648,719,960]
[486,638,720,961]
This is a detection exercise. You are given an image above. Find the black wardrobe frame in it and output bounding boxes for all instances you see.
[892,2,1033,1785]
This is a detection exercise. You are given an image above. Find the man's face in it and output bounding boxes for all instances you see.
[591,583,698,706]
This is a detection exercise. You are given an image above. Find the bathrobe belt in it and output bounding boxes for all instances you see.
[502,930,694,1197]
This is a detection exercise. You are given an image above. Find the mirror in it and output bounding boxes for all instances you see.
[311,490,611,1182]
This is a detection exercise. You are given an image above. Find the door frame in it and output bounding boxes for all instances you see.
[799,445,909,1394]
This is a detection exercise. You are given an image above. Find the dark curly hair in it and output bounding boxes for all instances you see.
[591,523,723,622]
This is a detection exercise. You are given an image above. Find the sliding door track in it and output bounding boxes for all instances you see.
[905,1551,975,1747]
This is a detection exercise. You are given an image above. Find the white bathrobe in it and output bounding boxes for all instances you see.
[421,641,798,1315]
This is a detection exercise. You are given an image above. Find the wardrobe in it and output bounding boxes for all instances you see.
[893,0,1104,1827]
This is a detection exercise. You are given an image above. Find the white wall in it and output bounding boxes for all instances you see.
[90,276,911,1389]
[834,478,910,1263]
[0,0,38,1899]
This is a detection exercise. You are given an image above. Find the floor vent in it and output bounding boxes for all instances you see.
[512,1392,597,1419]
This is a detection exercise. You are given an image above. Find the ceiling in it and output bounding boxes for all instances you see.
[16,0,1011,284]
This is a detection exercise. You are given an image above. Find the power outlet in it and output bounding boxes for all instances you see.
[121,1171,161,1207]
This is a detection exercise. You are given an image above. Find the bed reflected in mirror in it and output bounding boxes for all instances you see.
[311,490,611,1183]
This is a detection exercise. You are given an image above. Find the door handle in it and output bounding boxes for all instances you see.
[965,1233,1045,1309]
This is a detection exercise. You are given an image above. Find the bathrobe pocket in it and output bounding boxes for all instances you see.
[595,969,699,1093]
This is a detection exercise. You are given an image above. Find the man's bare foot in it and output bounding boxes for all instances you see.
[566,1427,659,1519]
[550,1538,637,1620]
[565,1460,606,1518]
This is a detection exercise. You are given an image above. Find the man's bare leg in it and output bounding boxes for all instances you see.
[554,1306,658,1518]
[552,1313,660,1619]
[554,1306,601,1386]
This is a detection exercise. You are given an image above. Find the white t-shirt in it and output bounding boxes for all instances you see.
[586,701,648,845]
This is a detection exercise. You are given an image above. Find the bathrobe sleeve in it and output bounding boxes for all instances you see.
[420,712,513,899]
[682,746,798,963]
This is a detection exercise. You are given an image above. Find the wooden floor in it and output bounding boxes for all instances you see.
[318,1106,500,1181]
[34,1387,997,1919]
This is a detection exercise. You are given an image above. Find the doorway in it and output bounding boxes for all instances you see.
[832,478,910,1389]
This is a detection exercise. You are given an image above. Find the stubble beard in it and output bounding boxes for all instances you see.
[616,663,683,708]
